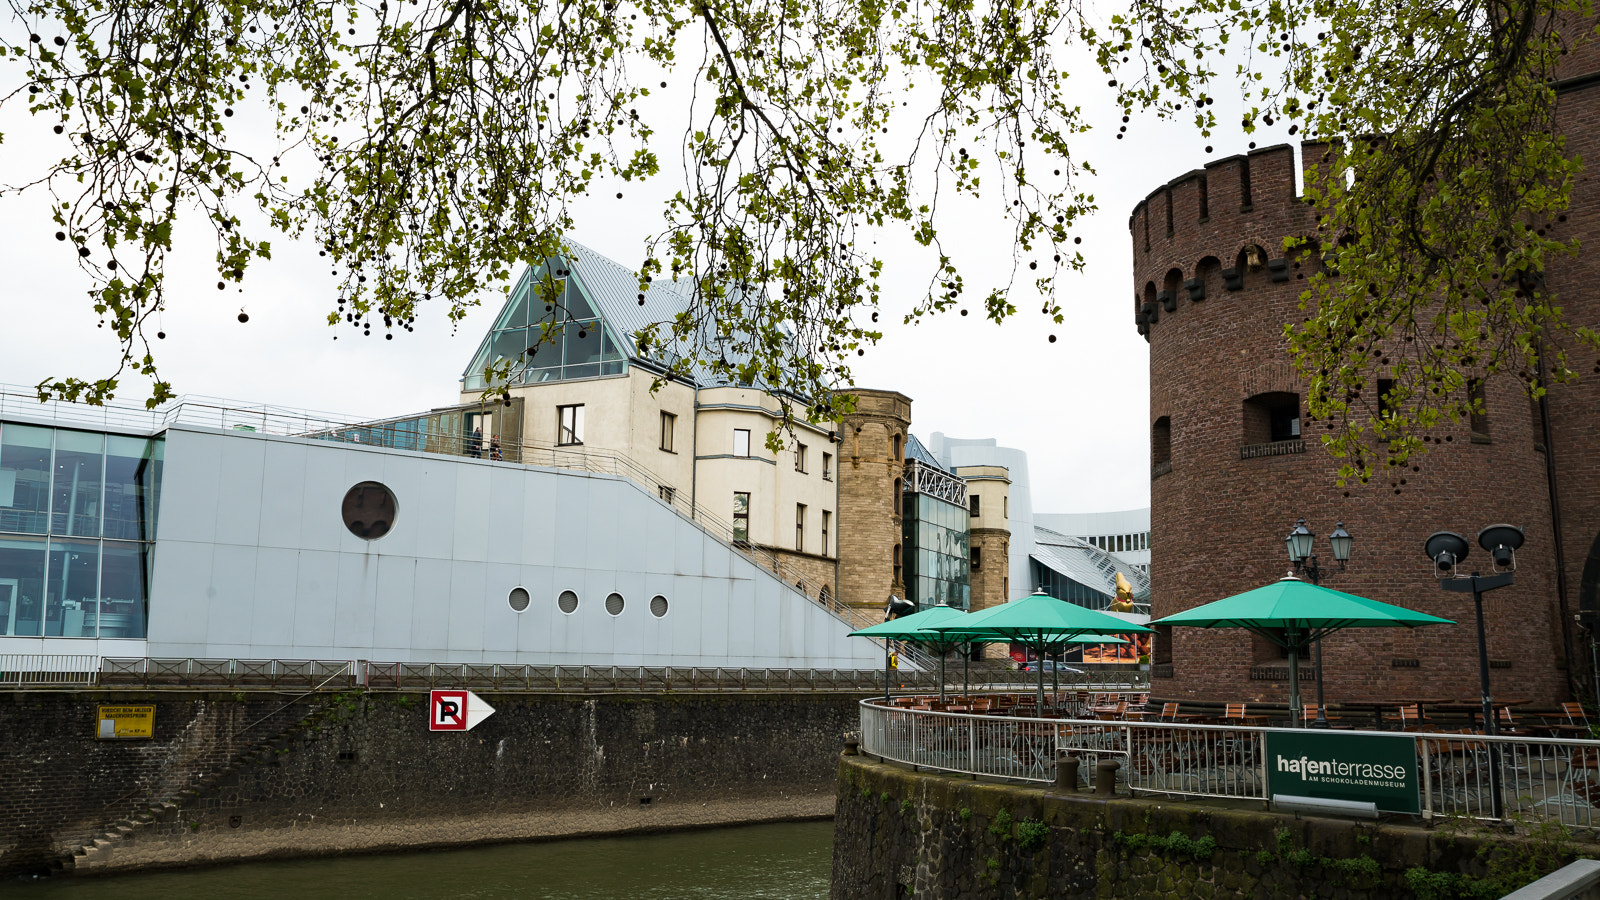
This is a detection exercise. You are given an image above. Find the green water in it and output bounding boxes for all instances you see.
[8,821,835,899]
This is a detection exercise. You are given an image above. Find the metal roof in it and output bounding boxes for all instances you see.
[1030,526,1152,602]
[904,433,948,471]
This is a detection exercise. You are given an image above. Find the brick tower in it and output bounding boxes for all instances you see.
[1132,142,1570,707]
[835,389,912,611]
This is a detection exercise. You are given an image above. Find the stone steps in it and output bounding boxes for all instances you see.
[59,699,341,873]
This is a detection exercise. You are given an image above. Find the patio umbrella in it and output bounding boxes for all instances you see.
[850,605,999,703]
[930,591,1153,709]
[1152,575,1454,726]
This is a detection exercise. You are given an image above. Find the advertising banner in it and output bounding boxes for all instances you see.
[1265,731,1420,814]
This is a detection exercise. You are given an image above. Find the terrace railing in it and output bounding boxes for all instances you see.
[858,700,1600,830]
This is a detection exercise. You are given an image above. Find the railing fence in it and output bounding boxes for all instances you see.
[859,700,1600,830]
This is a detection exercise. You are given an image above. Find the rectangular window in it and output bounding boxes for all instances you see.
[795,442,808,473]
[1377,379,1397,420]
[823,452,832,481]
[969,494,981,517]
[795,504,806,552]
[972,546,982,571]
[1468,379,1490,438]
[733,429,750,458]
[557,404,585,446]
[821,510,831,556]
[733,492,750,543]
[660,412,676,452]
[659,485,675,504]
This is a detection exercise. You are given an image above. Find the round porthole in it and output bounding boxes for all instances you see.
[508,587,530,612]
[605,592,625,617]
[341,481,397,539]
[650,595,669,618]
[558,590,579,614]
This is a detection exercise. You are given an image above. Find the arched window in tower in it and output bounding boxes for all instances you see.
[1162,268,1183,312]
[892,433,903,460]
[893,544,903,587]
[1193,256,1221,301]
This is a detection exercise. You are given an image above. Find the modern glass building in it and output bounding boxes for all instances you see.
[901,440,971,611]
[461,263,630,391]
[0,423,161,638]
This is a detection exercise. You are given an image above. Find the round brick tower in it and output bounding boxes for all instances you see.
[1133,142,1569,708]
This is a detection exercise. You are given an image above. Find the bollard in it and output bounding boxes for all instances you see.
[1055,751,1080,794]
[1094,758,1121,797]
[844,739,860,756]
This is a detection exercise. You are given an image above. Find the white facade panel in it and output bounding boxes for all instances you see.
[127,426,881,669]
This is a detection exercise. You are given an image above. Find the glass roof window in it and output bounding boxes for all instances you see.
[462,264,627,390]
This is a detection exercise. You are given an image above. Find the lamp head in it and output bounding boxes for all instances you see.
[1285,518,1314,564]
[886,595,917,621]
[1477,524,1524,572]
[1424,531,1469,577]
[1329,522,1354,563]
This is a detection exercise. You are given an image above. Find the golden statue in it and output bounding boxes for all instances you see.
[1109,572,1136,612]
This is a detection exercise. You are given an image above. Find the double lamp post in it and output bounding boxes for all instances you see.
[1284,518,1353,728]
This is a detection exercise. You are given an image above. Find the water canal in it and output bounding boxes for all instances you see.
[10,821,834,899]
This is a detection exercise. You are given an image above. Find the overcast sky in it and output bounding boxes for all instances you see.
[0,22,1300,515]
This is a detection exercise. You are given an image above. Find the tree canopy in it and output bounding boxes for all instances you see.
[4,0,1596,481]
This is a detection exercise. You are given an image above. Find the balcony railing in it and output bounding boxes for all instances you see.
[1240,439,1306,459]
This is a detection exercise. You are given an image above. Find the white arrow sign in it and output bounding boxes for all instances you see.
[429,689,496,731]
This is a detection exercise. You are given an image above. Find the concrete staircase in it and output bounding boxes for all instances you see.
[52,699,336,875]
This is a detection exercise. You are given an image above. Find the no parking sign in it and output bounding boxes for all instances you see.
[429,689,496,731]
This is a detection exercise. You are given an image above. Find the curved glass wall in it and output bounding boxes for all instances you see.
[901,492,971,611]
[462,264,628,390]
[0,424,161,638]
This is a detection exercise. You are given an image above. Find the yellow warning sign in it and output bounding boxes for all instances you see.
[96,705,154,740]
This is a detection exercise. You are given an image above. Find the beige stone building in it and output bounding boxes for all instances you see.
[434,242,1022,625]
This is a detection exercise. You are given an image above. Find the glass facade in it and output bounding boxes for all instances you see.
[462,263,628,390]
[0,424,161,638]
[902,492,971,611]
[1030,559,1115,609]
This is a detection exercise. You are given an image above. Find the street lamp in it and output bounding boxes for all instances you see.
[1424,524,1523,821]
[1285,518,1355,727]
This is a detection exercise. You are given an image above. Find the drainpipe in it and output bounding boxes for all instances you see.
[1537,348,1574,694]
[690,383,700,521]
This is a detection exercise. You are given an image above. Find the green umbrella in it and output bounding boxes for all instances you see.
[931,591,1154,709]
[1153,576,1454,726]
[851,605,1000,703]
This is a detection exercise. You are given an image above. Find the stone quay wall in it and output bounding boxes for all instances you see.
[0,690,864,877]
[832,754,1592,899]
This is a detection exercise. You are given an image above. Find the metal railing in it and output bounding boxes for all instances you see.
[100,658,360,689]
[858,700,1600,828]
[0,653,99,686]
[77,657,1147,694]
[0,382,360,437]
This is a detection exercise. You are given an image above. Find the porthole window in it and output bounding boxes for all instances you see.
[342,481,397,539]
[558,590,579,614]
[508,587,530,612]
[605,592,625,616]
[650,595,669,618]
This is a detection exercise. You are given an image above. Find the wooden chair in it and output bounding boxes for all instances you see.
[1159,702,1180,722]
[1496,707,1529,736]
[1384,704,1426,730]
[1564,702,1590,727]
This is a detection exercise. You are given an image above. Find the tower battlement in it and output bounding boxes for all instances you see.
[1127,141,1345,338]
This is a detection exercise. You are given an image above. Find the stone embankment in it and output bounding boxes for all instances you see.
[832,754,1599,899]
[2,691,860,876]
